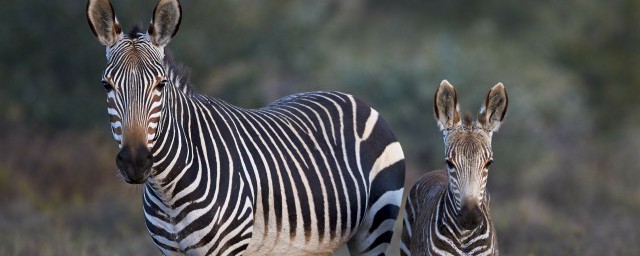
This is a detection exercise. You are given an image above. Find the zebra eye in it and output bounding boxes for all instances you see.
[156,80,167,90]
[102,81,113,91]
[485,159,494,168]
[446,159,455,169]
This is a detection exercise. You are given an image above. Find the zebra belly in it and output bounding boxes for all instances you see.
[243,198,351,255]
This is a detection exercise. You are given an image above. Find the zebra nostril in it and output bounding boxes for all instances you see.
[136,147,153,171]
[137,147,152,160]
[116,147,130,163]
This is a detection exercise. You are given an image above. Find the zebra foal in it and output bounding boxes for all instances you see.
[87,0,405,255]
[400,81,507,256]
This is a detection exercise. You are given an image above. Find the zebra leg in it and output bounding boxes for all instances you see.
[347,153,405,255]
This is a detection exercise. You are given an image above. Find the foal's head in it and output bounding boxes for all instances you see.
[433,80,508,229]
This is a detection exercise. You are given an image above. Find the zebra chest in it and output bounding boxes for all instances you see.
[426,217,495,256]
[144,186,256,255]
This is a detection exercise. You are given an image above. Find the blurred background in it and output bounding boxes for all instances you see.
[0,0,638,255]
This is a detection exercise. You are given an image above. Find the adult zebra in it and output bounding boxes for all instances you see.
[400,81,506,255]
[87,0,405,255]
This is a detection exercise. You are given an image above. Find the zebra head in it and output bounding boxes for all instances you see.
[433,80,508,229]
[87,0,182,184]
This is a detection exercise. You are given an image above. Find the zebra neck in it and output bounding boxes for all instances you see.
[147,85,205,201]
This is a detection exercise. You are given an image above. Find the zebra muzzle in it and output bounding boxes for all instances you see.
[116,145,153,184]
[459,200,483,230]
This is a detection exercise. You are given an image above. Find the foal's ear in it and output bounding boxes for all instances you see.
[149,0,182,47]
[87,0,122,46]
[479,83,508,132]
[434,80,461,130]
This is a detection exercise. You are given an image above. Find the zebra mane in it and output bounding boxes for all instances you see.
[127,25,147,38]
[163,51,194,96]
[463,112,474,127]
[462,112,473,126]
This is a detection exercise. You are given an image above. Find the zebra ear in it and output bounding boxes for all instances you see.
[434,80,461,130]
[149,0,182,47]
[87,0,122,46]
[479,83,508,132]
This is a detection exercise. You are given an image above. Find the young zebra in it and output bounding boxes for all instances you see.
[87,0,405,255]
[400,81,507,256]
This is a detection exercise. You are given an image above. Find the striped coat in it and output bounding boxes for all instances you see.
[146,80,405,255]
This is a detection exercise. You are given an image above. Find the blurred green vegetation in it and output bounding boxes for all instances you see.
[0,0,638,255]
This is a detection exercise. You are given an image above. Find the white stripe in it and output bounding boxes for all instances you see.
[360,109,379,141]
[369,142,404,182]
[107,107,118,115]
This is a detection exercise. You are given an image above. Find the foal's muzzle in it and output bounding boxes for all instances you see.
[116,145,152,184]
[459,200,483,230]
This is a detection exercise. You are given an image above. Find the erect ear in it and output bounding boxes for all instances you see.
[149,0,182,47]
[434,80,461,130]
[479,83,508,132]
[87,0,122,46]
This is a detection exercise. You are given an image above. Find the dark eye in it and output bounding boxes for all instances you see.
[445,159,455,169]
[156,80,167,90]
[102,81,113,91]
[485,159,494,168]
